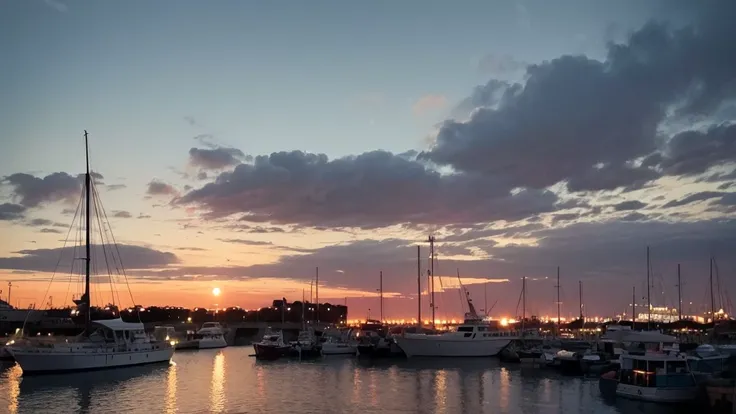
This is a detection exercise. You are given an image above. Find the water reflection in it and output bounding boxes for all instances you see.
[3,364,20,414]
[0,349,699,414]
[210,351,226,412]
[165,362,177,414]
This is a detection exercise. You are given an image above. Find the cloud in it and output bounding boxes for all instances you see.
[3,172,83,207]
[43,0,68,12]
[656,124,736,177]
[422,6,736,194]
[0,203,26,221]
[612,200,647,211]
[216,238,273,246]
[39,228,62,234]
[175,246,208,252]
[477,54,526,75]
[0,244,179,273]
[662,191,726,208]
[26,218,54,227]
[146,180,177,197]
[189,147,246,170]
[177,150,560,228]
[412,94,448,116]
[106,184,127,191]
[138,213,152,219]
[112,210,132,218]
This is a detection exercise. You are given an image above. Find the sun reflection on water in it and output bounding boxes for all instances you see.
[210,352,226,412]
[165,361,178,414]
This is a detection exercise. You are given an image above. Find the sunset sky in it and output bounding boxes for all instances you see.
[1,1,734,321]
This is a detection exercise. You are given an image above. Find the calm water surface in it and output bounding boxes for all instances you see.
[0,347,688,413]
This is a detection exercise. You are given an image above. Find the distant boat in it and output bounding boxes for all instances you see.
[7,131,174,374]
[196,322,228,349]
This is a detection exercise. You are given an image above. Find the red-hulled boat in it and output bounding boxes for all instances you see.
[253,329,291,360]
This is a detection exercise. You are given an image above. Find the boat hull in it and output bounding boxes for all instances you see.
[395,335,512,358]
[615,383,698,403]
[9,347,174,375]
[0,346,14,362]
[253,343,290,361]
[198,337,227,349]
[321,343,356,355]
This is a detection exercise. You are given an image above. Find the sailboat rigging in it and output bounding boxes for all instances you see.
[7,131,175,374]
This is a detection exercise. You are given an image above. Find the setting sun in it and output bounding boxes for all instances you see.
[212,287,221,297]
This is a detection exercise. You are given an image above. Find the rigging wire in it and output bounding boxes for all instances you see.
[63,185,85,307]
[91,181,119,307]
[94,182,140,321]
[22,184,85,331]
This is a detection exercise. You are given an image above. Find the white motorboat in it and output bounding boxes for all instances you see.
[599,332,698,403]
[395,288,517,358]
[9,319,174,374]
[7,131,174,374]
[396,317,516,357]
[196,322,228,349]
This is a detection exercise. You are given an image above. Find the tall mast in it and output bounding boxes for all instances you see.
[484,280,488,317]
[646,246,651,330]
[710,257,715,321]
[556,267,561,334]
[315,266,319,325]
[632,286,636,328]
[522,276,526,333]
[302,289,306,330]
[677,264,682,320]
[429,235,435,329]
[379,271,383,323]
[84,130,91,333]
[578,280,583,321]
[417,245,421,328]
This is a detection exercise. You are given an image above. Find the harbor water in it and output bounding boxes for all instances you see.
[0,347,693,414]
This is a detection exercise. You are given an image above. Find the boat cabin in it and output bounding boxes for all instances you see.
[87,318,149,344]
[618,353,695,389]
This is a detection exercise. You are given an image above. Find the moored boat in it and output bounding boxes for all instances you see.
[196,322,228,349]
[6,132,174,375]
[253,329,290,360]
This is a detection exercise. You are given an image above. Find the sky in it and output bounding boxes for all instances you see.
[0,0,735,321]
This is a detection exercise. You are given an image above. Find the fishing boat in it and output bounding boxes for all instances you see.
[196,322,228,349]
[7,132,174,374]
[253,329,290,360]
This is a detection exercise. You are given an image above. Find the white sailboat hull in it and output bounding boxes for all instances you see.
[198,337,227,349]
[396,334,513,357]
[9,344,174,374]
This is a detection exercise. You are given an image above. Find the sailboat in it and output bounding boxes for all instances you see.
[7,131,175,374]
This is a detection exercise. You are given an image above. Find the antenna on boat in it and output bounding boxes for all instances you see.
[84,130,92,335]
